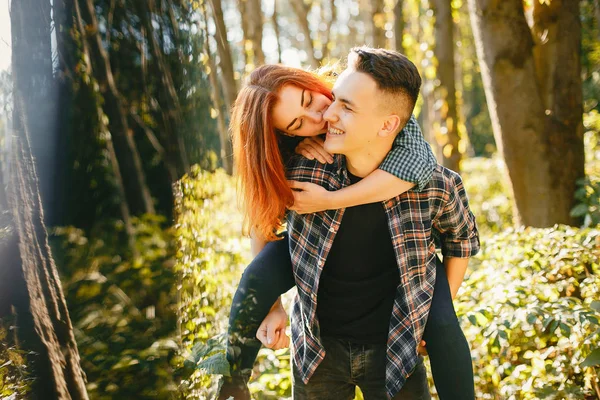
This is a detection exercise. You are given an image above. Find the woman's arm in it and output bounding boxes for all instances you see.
[290,115,436,214]
[289,170,414,214]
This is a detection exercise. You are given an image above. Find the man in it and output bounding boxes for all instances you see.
[258,47,480,399]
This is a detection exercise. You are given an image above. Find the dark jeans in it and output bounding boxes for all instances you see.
[218,234,474,400]
[293,337,431,400]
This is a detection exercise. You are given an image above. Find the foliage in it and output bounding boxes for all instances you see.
[175,167,293,399]
[50,215,181,400]
[0,316,32,398]
[461,156,514,235]
[458,225,600,399]
[571,111,600,227]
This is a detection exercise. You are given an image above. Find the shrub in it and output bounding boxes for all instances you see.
[459,225,600,399]
[51,215,180,400]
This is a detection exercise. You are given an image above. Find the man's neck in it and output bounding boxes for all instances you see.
[344,144,392,178]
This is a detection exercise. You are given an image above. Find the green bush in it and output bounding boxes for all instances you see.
[459,225,600,399]
[175,167,293,399]
[51,215,181,400]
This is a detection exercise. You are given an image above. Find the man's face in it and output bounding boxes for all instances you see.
[322,69,387,156]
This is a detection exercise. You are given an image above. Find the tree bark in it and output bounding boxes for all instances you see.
[209,0,239,110]
[72,0,137,249]
[468,0,585,226]
[9,0,57,225]
[137,0,190,179]
[371,0,387,48]
[201,2,233,174]
[8,81,89,400]
[272,0,283,63]
[432,0,461,172]
[394,0,405,53]
[78,0,155,216]
[238,0,266,68]
[290,0,319,68]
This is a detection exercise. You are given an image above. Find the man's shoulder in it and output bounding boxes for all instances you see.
[424,164,464,192]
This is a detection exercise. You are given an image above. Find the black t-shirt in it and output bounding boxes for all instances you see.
[316,172,400,344]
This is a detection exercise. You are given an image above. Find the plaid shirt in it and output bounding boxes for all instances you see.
[285,156,480,399]
[380,115,437,191]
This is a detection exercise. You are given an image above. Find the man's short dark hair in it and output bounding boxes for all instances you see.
[347,47,422,118]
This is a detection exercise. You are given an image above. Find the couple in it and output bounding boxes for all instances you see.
[218,47,480,399]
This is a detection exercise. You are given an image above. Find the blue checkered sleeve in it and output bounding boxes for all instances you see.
[378,115,437,191]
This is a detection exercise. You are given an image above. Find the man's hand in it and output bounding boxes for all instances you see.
[295,137,334,164]
[289,180,332,214]
[256,301,290,350]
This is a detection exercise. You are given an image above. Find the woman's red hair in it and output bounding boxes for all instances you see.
[230,64,333,241]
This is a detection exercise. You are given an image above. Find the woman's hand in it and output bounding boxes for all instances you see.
[295,137,334,164]
[289,180,333,214]
[256,300,290,350]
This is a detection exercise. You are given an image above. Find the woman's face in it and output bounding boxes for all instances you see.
[272,84,332,137]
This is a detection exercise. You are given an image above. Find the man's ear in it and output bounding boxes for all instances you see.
[378,114,402,138]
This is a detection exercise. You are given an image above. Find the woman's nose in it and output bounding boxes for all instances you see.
[306,110,323,123]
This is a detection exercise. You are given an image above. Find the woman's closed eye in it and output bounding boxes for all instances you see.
[306,93,313,107]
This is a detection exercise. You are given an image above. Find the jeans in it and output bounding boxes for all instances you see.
[218,234,475,400]
[293,336,431,400]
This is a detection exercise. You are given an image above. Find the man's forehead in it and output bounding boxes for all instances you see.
[332,69,377,98]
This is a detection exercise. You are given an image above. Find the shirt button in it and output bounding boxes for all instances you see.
[318,259,324,267]
[311,293,317,301]
[329,226,335,233]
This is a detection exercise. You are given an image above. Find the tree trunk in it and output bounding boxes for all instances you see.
[432,0,461,172]
[371,0,387,48]
[78,0,155,216]
[272,0,283,63]
[201,2,233,174]
[468,0,584,226]
[9,0,57,225]
[209,0,239,110]
[137,0,190,179]
[238,0,266,68]
[394,0,405,53]
[72,0,137,250]
[290,0,319,68]
[9,70,89,400]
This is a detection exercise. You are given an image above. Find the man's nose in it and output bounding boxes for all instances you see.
[323,103,337,122]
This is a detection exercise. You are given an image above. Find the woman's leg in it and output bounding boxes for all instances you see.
[217,234,296,400]
[421,256,475,400]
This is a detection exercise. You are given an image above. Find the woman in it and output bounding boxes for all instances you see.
[217,64,474,399]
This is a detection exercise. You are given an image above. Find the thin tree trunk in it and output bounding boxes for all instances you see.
[468,0,584,226]
[201,3,233,174]
[594,0,600,41]
[432,0,460,172]
[272,0,283,63]
[371,0,387,48]
[238,0,266,68]
[78,0,155,216]
[73,0,137,249]
[209,0,239,110]
[394,0,405,53]
[137,0,190,178]
[290,0,319,68]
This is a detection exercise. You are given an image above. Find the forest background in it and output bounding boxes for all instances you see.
[0,0,599,399]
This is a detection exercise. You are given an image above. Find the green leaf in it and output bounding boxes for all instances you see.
[581,348,600,368]
[570,204,589,218]
[196,353,230,376]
